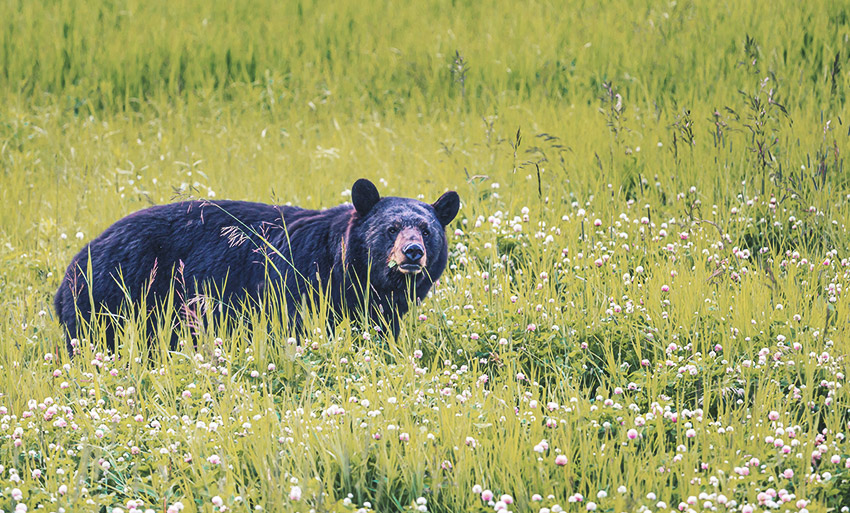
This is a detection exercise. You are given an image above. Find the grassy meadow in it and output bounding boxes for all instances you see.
[3,0,850,511]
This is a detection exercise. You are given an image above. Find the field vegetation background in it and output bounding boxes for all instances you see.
[3,0,850,512]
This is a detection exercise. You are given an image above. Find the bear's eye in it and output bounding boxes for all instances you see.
[387,226,399,236]
[421,227,430,238]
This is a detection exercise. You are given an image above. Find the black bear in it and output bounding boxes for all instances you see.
[54,179,459,354]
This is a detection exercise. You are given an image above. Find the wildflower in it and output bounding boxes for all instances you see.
[290,486,302,501]
[555,455,568,465]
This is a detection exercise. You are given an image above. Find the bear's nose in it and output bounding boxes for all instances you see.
[403,243,424,263]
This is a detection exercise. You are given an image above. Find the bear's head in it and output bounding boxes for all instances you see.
[346,178,459,301]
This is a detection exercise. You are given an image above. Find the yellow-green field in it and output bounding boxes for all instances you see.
[3,0,850,511]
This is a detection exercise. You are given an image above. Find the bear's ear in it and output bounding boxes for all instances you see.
[352,179,381,216]
[432,191,460,226]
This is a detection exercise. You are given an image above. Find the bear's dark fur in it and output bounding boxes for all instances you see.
[54,179,459,354]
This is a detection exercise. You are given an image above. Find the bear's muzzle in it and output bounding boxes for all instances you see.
[389,226,427,274]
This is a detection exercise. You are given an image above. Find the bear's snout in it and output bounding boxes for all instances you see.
[390,226,427,274]
[403,243,424,263]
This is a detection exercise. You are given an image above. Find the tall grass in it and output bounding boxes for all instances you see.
[2,0,848,113]
[2,0,850,511]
